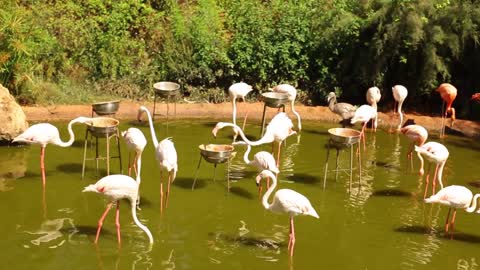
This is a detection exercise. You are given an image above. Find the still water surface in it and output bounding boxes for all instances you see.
[1,118,480,270]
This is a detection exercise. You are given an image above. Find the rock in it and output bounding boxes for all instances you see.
[0,84,28,141]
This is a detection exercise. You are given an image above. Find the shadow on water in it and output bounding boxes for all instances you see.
[375,161,401,171]
[467,180,480,188]
[74,225,108,236]
[137,197,153,208]
[174,177,207,189]
[57,163,83,173]
[372,189,414,197]
[303,129,330,136]
[394,225,480,243]
[228,186,254,200]
[286,173,319,185]
[71,140,86,148]
[208,231,284,248]
[394,225,433,235]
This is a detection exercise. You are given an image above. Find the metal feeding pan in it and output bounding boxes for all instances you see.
[92,100,120,116]
[262,92,289,107]
[86,117,119,137]
[199,144,235,164]
[328,128,361,145]
[154,81,180,97]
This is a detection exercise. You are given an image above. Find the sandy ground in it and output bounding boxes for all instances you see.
[21,100,480,138]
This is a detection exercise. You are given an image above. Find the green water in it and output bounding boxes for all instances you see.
[2,118,480,270]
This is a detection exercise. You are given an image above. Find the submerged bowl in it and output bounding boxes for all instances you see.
[328,128,361,145]
[199,144,234,164]
[86,117,119,137]
[92,100,120,116]
[262,92,289,107]
[154,81,180,97]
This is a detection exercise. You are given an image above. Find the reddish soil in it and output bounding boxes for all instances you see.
[21,100,480,138]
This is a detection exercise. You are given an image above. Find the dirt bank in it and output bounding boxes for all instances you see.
[21,100,480,138]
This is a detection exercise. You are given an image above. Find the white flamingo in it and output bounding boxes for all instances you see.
[400,124,428,175]
[13,116,92,186]
[392,85,408,130]
[255,170,319,257]
[121,127,147,207]
[415,141,449,198]
[83,167,153,245]
[229,82,253,141]
[350,105,377,149]
[213,112,296,166]
[270,84,302,131]
[138,106,178,212]
[425,185,480,233]
[366,86,381,130]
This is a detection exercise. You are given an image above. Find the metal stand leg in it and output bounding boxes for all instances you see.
[335,148,340,181]
[323,143,331,190]
[349,144,353,192]
[358,143,362,187]
[106,132,110,175]
[227,157,231,192]
[260,103,267,137]
[116,130,123,174]
[82,129,88,179]
[192,155,203,190]
[95,136,99,176]
[153,93,157,121]
[213,164,217,182]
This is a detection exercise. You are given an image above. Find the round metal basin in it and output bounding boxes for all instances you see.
[154,81,180,97]
[92,100,120,116]
[199,144,234,164]
[328,128,361,145]
[87,117,119,137]
[262,92,289,107]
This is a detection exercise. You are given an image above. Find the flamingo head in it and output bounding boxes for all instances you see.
[121,130,127,138]
[326,92,336,102]
[255,170,273,186]
[72,116,94,125]
[212,122,229,138]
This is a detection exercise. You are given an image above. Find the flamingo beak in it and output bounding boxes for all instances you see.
[255,175,262,186]
[212,128,218,138]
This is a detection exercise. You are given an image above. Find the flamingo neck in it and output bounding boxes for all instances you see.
[261,170,277,211]
[290,100,302,130]
[141,108,159,149]
[224,123,269,146]
[328,97,336,112]
[397,101,404,129]
[466,194,480,212]
[243,144,252,164]
[437,162,446,189]
[131,202,153,244]
[55,118,79,147]
[136,154,142,185]
[416,151,424,175]
[232,99,237,125]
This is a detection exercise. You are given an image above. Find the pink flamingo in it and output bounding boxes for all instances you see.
[213,112,296,166]
[415,141,449,198]
[471,93,480,102]
[436,83,457,137]
[400,124,428,175]
[83,171,153,245]
[255,170,319,257]
[425,185,480,233]
[12,117,92,186]
[229,82,253,141]
[122,128,147,177]
[350,105,377,149]
[270,84,302,131]
[138,106,178,212]
[366,86,381,130]
[392,85,408,130]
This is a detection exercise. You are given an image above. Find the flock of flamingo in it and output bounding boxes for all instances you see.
[10,81,480,257]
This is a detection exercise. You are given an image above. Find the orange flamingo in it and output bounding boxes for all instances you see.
[436,83,457,137]
[471,93,480,103]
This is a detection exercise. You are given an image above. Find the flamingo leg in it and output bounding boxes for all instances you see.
[165,171,172,209]
[40,146,46,187]
[423,162,432,199]
[276,141,282,168]
[361,122,367,150]
[450,209,457,234]
[133,154,139,177]
[95,202,114,244]
[431,164,439,196]
[127,152,132,176]
[115,201,121,246]
[445,208,451,233]
[288,216,296,257]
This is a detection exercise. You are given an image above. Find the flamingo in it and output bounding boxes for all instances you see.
[366,86,381,130]
[270,84,302,131]
[234,141,279,194]
[414,141,449,198]
[138,106,178,212]
[471,93,480,102]
[12,116,92,187]
[400,124,428,175]
[229,82,253,141]
[436,83,457,137]
[326,92,356,127]
[350,105,377,149]
[121,127,147,207]
[392,85,408,130]
[83,169,153,245]
[255,170,319,257]
[425,185,480,234]
[212,112,296,166]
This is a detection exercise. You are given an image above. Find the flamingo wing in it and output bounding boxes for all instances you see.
[253,151,279,173]
[271,189,318,218]
[157,138,178,171]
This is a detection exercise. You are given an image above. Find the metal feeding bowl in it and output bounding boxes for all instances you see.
[154,81,180,97]
[328,128,361,145]
[92,100,120,116]
[86,117,119,137]
[199,144,235,164]
[262,92,289,107]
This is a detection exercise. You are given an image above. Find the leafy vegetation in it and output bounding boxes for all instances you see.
[1,0,480,117]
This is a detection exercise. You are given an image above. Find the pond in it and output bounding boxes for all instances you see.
[1,117,480,270]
